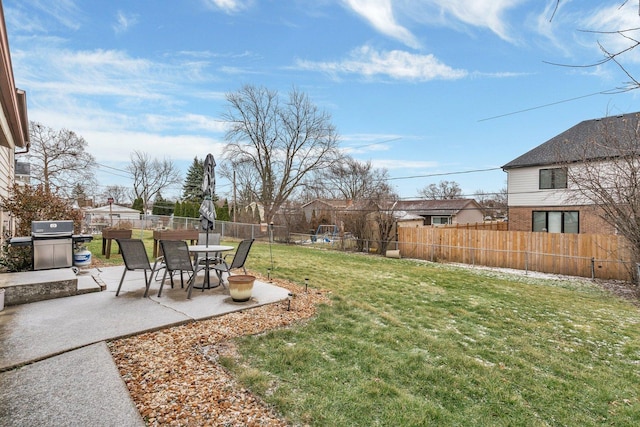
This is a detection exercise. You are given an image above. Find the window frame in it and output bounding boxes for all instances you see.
[531,210,579,233]
[539,167,568,190]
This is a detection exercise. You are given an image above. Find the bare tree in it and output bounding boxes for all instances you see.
[548,1,640,92]
[563,113,640,275]
[221,85,341,223]
[99,185,131,206]
[319,157,392,201]
[474,187,508,219]
[418,180,462,200]
[27,121,96,196]
[126,151,181,214]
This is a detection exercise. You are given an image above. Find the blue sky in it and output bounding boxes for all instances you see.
[5,0,640,201]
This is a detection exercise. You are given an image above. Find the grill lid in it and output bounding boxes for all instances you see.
[31,220,74,236]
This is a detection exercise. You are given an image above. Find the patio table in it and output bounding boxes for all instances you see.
[187,244,234,289]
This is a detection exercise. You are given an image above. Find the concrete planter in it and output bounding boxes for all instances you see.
[227,275,255,302]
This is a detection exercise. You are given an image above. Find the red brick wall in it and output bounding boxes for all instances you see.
[508,205,616,234]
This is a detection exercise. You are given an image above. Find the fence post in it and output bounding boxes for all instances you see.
[591,257,596,280]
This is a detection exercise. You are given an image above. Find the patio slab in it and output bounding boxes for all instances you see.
[0,265,290,426]
[0,266,289,371]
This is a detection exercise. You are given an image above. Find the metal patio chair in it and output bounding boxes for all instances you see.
[196,232,221,267]
[115,238,159,297]
[158,239,203,299]
[212,238,254,286]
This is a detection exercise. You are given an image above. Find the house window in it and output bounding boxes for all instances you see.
[539,168,567,189]
[431,216,451,226]
[532,211,579,233]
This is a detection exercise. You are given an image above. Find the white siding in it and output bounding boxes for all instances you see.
[507,166,573,207]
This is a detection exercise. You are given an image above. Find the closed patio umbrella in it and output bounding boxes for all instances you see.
[199,154,216,244]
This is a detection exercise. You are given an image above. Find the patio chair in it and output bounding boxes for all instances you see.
[196,232,221,267]
[115,238,159,297]
[158,239,203,298]
[212,238,254,286]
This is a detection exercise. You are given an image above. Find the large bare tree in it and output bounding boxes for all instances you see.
[318,157,392,201]
[99,185,131,206]
[27,121,96,196]
[126,151,181,215]
[222,85,341,223]
[418,180,462,200]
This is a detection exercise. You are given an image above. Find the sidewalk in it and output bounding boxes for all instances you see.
[0,266,290,426]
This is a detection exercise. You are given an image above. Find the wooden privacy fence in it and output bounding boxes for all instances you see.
[397,227,634,281]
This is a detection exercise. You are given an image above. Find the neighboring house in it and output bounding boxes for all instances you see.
[301,199,349,225]
[14,161,30,186]
[501,113,640,234]
[394,199,485,226]
[85,204,141,230]
[0,3,29,239]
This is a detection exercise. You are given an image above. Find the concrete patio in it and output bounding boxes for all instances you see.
[0,266,290,426]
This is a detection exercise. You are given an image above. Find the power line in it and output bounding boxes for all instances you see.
[387,167,502,181]
[477,88,629,122]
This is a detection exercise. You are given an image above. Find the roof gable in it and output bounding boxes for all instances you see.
[502,112,640,169]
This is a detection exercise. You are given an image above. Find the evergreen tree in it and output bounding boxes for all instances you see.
[131,197,144,213]
[217,199,230,221]
[152,193,174,215]
[174,201,182,217]
[182,157,204,202]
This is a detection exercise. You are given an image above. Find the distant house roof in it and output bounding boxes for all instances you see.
[86,204,141,214]
[301,199,349,209]
[502,112,640,170]
[395,199,481,216]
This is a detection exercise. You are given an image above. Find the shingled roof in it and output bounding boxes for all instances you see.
[395,199,481,216]
[502,112,640,170]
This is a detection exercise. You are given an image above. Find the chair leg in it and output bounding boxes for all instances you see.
[116,268,127,296]
[186,271,196,299]
[144,269,153,298]
[158,269,169,297]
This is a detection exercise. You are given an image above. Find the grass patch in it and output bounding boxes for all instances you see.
[229,242,640,426]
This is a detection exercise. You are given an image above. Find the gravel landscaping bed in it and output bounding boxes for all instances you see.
[108,275,330,426]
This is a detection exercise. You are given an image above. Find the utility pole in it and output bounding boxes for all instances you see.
[233,170,237,223]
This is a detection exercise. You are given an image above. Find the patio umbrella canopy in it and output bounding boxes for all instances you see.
[199,154,216,243]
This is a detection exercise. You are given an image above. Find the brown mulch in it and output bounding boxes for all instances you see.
[108,274,330,426]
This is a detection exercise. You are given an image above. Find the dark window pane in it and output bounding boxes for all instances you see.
[533,211,547,231]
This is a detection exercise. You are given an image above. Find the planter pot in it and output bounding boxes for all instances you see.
[227,275,255,302]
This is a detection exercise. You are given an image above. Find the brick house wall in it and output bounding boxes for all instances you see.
[508,205,616,234]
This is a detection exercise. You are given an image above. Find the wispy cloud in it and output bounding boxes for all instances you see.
[579,2,640,63]
[296,45,467,81]
[202,0,251,14]
[343,0,420,48]
[21,0,84,31]
[343,0,524,46]
[417,0,524,43]
[113,10,138,34]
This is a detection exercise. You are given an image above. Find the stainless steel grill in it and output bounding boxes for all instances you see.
[31,220,74,270]
[9,220,93,271]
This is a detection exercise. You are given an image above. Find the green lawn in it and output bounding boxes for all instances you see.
[87,236,640,425]
[231,242,640,426]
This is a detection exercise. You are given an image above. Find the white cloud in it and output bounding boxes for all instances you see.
[21,0,84,31]
[418,0,524,43]
[296,45,467,81]
[579,2,640,63]
[343,0,420,48]
[113,10,138,34]
[202,0,251,14]
[343,0,524,46]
